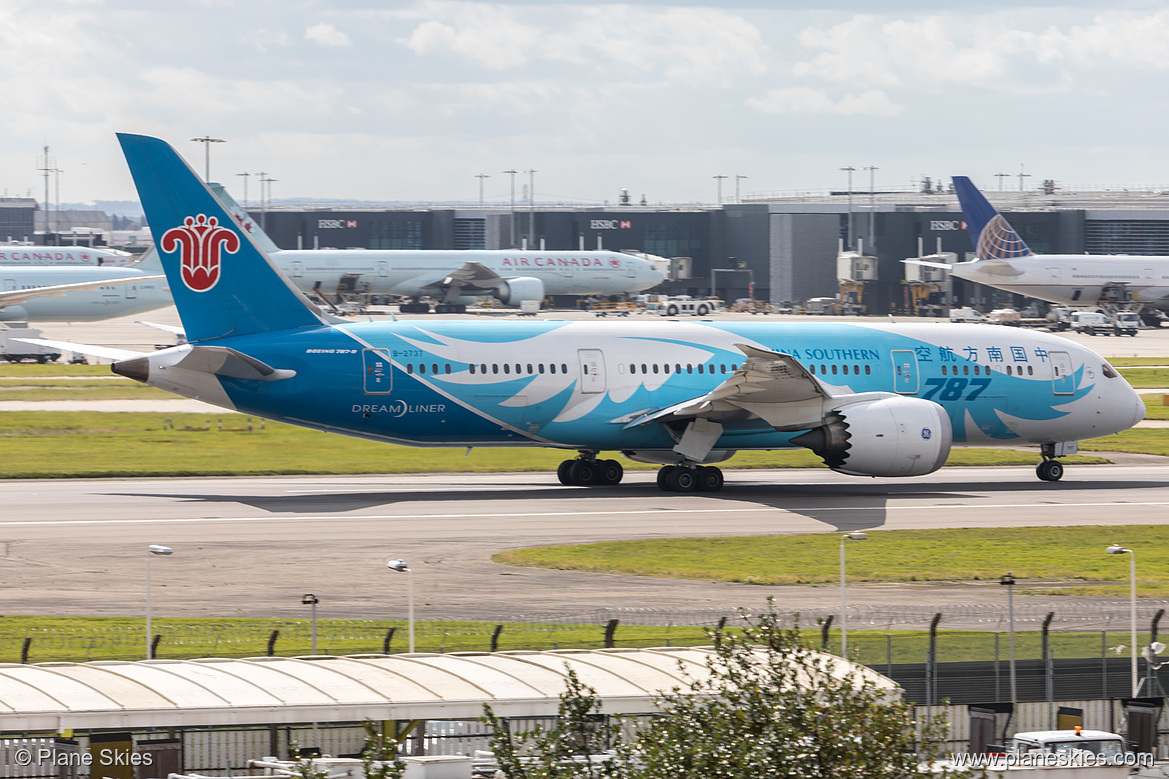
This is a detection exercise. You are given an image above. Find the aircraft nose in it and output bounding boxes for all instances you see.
[1130,388,1147,428]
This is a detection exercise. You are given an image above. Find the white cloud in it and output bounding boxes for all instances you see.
[747,87,901,116]
[305,22,351,47]
[395,3,768,85]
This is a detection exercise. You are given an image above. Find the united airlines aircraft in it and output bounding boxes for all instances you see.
[912,177,1169,321]
[28,135,1145,489]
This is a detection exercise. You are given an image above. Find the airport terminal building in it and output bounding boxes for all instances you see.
[254,188,1169,315]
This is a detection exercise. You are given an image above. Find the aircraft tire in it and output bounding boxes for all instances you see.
[657,465,676,490]
[569,460,597,485]
[696,466,724,492]
[557,460,575,485]
[1036,460,1064,482]
[599,459,624,485]
[668,467,698,492]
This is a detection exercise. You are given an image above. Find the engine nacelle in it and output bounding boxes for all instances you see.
[495,276,545,307]
[791,396,952,477]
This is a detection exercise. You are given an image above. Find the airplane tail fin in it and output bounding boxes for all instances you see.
[131,246,163,272]
[208,182,282,254]
[952,176,1034,260]
[117,133,325,342]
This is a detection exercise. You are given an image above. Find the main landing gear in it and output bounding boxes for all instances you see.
[1036,443,1066,482]
[557,455,624,486]
[554,454,725,491]
[656,464,724,492]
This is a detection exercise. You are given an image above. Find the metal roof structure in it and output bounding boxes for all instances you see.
[0,647,896,733]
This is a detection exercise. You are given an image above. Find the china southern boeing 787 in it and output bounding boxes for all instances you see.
[30,135,1145,489]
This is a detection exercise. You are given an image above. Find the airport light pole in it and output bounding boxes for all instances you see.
[840,532,867,656]
[475,174,490,205]
[713,175,727,205]
[503,169,517,247]
[840,166,856,250]
[145,545,173,659]
[302,594,319,654]
[525,169,537,249]
[864,165,878,250]
[387,559,414,653]
[1000,573,1018,706]
[1107,545,1139,695]
[236,172,251,208]
[190,136,225,181]
[735,175,747,204]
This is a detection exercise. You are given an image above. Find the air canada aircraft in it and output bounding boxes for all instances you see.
[909,177,1169,322]
[208,185,666,314]
[26,135,1145,488]
[0,249,168,321]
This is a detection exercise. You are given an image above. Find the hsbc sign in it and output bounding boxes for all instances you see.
[319,219,359,229]
[929,220,965,231]
[590,219,632,230]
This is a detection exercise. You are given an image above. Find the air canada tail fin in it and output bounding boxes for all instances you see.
[208,182,282,254]
[131,246,163,272]
[117,133,325,342]
[952,176,1034,261]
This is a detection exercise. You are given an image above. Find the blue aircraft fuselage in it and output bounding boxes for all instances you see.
[202,319,1142,453]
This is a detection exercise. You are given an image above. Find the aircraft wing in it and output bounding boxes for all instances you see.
[623,344,829,431]
[440,261,507,292]
[0,275,166,309]
[12,338,145,363]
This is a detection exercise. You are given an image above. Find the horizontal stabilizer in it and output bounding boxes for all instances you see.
[136,320,186,337]
[12,338,144,363]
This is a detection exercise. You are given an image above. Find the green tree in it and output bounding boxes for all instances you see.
[485,603,953,779]
[484,668,623,779]
[360,721,406,779]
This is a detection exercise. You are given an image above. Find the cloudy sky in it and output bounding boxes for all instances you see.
[4,0,1169,209]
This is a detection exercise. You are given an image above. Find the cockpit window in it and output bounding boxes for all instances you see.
[1102,363,1119,379]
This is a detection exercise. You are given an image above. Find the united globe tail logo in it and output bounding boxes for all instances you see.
[161,214,241,292]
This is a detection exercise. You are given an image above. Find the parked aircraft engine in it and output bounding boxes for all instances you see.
[494,277,545,307]
[790,396,951,477]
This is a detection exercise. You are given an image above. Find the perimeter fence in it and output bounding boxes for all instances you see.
[5,601,1169,704]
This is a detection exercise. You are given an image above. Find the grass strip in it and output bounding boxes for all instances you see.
[494,525,1169,597]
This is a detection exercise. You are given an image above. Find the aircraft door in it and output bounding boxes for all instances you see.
[291,261,305,278]
[363,348,393,394]
[1050,351,1075,395]
[377,262,389,277]
[578,348,606,394]
[2,279,14,291]
[891,350,918,394]
[123,284,138,299]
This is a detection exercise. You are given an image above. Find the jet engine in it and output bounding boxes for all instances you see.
[791,396,952,477]
[494,277,545,307]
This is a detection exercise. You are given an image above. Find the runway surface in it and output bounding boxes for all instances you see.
[3,465,1168,622]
